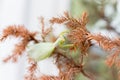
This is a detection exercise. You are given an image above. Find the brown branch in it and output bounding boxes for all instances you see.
[1,25,38,62]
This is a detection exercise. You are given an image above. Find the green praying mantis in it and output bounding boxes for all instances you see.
[28,31,81,62]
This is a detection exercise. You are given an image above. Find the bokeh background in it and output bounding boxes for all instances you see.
[0,0,120,80]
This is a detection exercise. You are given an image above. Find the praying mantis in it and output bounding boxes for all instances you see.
[28,31,81,62]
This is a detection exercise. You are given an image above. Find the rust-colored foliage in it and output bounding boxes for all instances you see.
[24,58,38,80]
[0,25,37,62]
[50,12,120,79]
[1,12,120,80]
[87,34,120,67]
[39,75,60,80]
[39,17,53,41]
[50,12,91,55]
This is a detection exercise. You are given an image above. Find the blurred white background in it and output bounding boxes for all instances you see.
[0,0,70,80]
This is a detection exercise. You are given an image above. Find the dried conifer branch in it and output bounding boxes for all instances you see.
[24,58,38,80]
[87,34,116,51]
[1,11,120,80]
[39,75,60,80]
[0,25,37,41]
[50,12,68,24]
[39,17,53,42]
[68,27,91,55]
[87,34,120,67]
[52,50,95,80]
[50,11,120,68]
[1,25,37,62]
[49,11,120,79]
[50,12,90,55]
[50,12,85,29]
